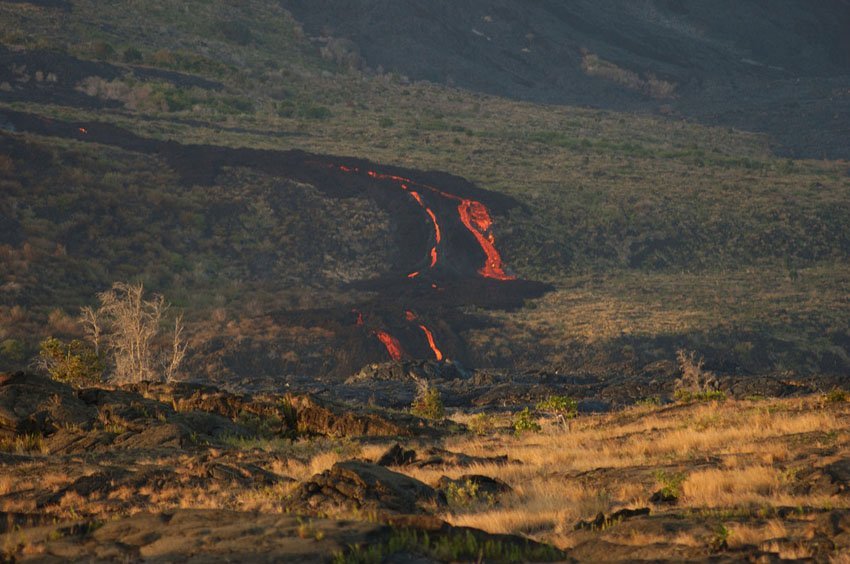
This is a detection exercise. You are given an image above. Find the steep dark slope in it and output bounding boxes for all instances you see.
[284,0,850,158]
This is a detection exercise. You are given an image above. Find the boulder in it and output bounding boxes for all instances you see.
[436,474,513,504]
[286,460,446,517]
[374,443,417,466]
[0,372,96,436]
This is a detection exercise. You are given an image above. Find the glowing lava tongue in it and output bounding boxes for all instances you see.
[418,324,444,361]
[337,165,514,281]
[457,200,514,280]
[374,330,404,361]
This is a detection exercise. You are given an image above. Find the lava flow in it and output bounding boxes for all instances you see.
[374,330,404,360]
[457,199,513,280]
[418,324,444,361]
[340,166,514,280]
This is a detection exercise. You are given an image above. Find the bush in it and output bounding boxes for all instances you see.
[37,337,103,387]
[468,412,495,436]
[536,395,578,430]
[673,349,724,402]
[825,387,848,403]
[536,395,578,418]
[411,380,445,420]
[512,407,541,436]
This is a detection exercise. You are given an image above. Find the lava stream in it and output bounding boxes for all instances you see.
[418,324,444,361]
[341,166,514,280]
[374,330,404,361]
[457,200,513,280]
[407,190,442,270]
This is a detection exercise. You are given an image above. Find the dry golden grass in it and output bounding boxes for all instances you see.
[393,397,850,549]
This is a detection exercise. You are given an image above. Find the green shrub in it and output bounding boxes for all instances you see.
[535,395,578,419]
[825,387,848,403]
[468,413,495,436]
[653,470,686,498]
[411,383,445,421]
[37,337,103,387]
[512,408,541,436]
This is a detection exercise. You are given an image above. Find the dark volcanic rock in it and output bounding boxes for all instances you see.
[436,475,513,503]
[375,443,418,466]
[371,443,511,469]
[575,507,651,531]
[347,360,469,385]
[287,460,446,517]
[0,372,96,437]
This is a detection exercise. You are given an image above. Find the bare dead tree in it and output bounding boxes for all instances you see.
[163,313,187,383]
[79,305,102,356]
[85,282,187,384]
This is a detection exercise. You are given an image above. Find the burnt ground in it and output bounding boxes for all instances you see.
[283,0,850,159]
[1,109,550,380]
[0,46,221,109]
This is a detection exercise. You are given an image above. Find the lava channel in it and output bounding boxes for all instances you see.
[346,167,514,280]
[374,330,404,361]
[418,324,444,361]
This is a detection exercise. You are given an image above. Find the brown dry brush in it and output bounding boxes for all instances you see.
[80,282,187,384]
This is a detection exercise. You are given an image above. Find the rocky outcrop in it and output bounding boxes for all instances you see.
[286,461,446,517]
[372,443,511,469]
[0,372,96,438]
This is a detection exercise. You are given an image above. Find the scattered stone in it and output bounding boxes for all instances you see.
[375,443,417,466]
[649,489,678,504]
[286,460,446,517]
[436,474,513,504]
[0,372,96,436]
[574,507,650,531]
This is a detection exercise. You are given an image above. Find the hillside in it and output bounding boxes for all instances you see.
[284,0,850,159]
[0,0,849,392]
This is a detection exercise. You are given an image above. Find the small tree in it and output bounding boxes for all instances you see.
[536,395,578,430]
[81,282,187,384]
[410,376,445,420]
[674,349,723,402]
[36,337,103,387]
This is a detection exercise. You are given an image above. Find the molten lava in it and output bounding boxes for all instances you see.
[418,324,444,361]
[338,166,514,281]
[405,310,417,322]
[407,190,442,270]
[352,309,364,326]
[78,127,87,134]
[457,199,514,280]
[374,330,404,361]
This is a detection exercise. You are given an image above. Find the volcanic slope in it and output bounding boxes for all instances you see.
[1,0,849,389]
[284,0,850,159]
[1,109,548,382]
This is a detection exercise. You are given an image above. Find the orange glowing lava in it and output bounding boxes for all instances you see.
[352,309,364,326]
[374,330,403,361]
[78,128,88,134]
[407,271,420,278]
[405,310,417,321]
[418,324,444,361]
[336,165,513,280]
[457,200,514,280]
